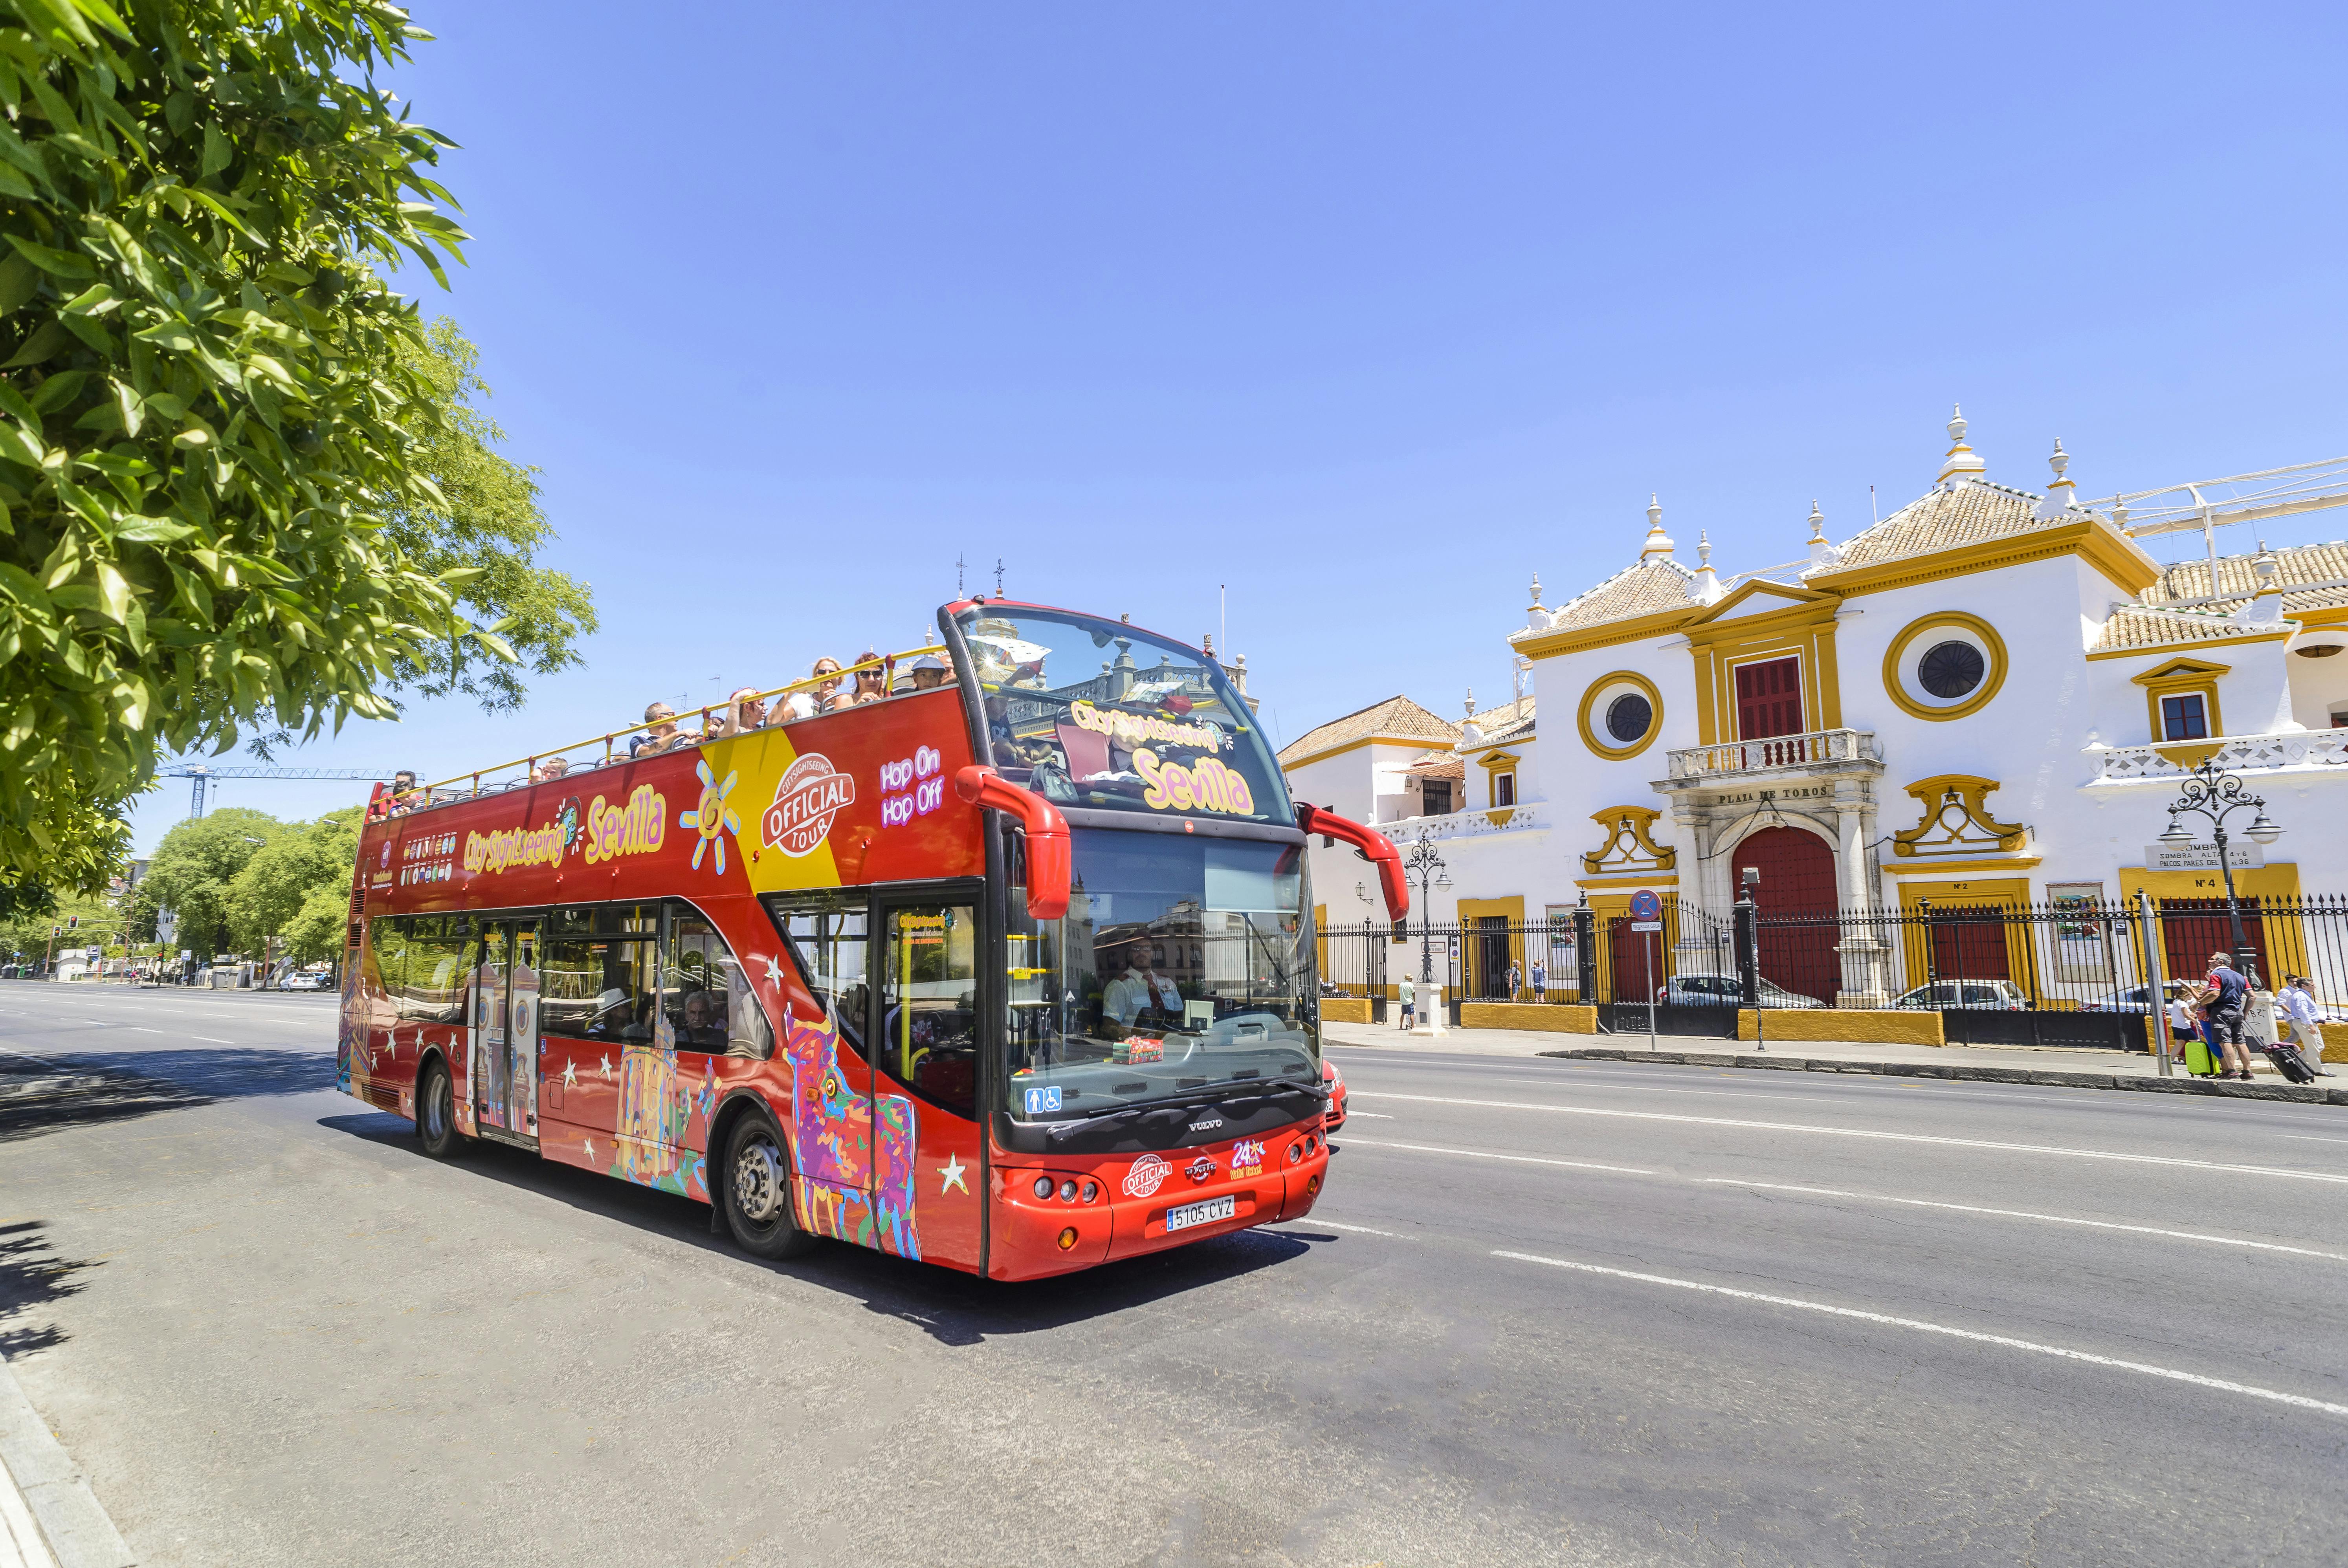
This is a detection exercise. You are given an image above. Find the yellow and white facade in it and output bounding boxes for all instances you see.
[1281,413,2348,999]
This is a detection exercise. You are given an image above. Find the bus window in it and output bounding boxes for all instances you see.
[767,895,868,1059]
[385,917,470,1024]
[539,928,656,1042]
[664,904,771,1059]
[367,916,409,1006]
[880,903,978,1117]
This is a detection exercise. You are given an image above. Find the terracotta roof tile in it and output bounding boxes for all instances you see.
[1827,480,2115,572]
[2089,605,2275,653]
[2141,541,2348,607]
[1278,695,1460,766]
[1535,559,1696,633]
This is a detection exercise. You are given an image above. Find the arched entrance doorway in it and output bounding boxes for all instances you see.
[1729,825,1840,1002]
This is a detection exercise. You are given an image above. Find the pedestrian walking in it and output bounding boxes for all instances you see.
[1531,956,1547,1003]
[2280,975,2335,1077]
[1504,960,1522,1002]
[1398,974,1416,1030]
[2194,951,2257,1081]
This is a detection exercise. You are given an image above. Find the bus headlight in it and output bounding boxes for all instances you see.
[1032,1176,1053,1200]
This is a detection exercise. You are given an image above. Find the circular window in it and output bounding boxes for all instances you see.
[1578,671,1664,759]
[1605,692,1653,744]
[1882,613,2006,722]
[1917,640,1985,700]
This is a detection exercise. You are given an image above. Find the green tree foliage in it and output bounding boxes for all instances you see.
[220,799,350,951]
[0,0,519,888]
[133,803,280,956]
[0,880,112,963]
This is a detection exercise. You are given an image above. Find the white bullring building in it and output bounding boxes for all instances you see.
[1280,413,2348,1006]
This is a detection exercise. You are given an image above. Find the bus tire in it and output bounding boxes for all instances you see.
[417,1059,465,1160]
[722,1110,817,1260]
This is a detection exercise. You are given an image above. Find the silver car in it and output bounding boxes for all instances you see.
[1892,979,2029,1010]
[1655,972,1827,1009]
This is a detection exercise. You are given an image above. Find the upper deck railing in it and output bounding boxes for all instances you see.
[382,641,953,815]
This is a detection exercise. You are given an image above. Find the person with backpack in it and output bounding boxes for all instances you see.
[2192,951,2256,1081]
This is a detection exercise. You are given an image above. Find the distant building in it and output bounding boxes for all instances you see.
[1282,412,2348,1003]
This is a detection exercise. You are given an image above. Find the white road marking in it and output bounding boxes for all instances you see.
[128,1027,165,1034]
[1345,1111,1396,1119]
[2281,1135,2348,1146]
[1305,1221,1410,1238]
[1697,1179,2348,1262]
[1494,1249,2348,1420]
[193,1037,235,1045]
[1350,1091,2348,1184]
[1338,1138,1652,1176]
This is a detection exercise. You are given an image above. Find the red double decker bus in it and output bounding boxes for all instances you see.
[339,601,1404,1279]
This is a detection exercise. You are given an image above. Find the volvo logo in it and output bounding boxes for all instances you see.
[1185,1156,1214,1183]
[1188,1116,1224,1133]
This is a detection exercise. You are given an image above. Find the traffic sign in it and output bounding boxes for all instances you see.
[1629,889,1662,921]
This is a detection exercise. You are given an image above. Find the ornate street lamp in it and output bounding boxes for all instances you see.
[2161,757,2284,983]
[1403,836,1451,1009]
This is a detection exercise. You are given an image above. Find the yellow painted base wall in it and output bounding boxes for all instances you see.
[2318,1023,2348,1064]
[1458,1002,1598,1033]
[1320,998,1372,1025]
[1737,1008,1944,1046]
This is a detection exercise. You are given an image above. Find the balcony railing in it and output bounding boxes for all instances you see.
[1370,800,1545,841]
[1665,727,1881,780]
[2089,731,2348,784]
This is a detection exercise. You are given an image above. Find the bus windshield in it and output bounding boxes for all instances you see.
[953,604,1290,826]
[1004,829,1318,1121]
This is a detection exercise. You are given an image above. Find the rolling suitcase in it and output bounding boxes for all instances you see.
[2262,1041,2319,1085]
[2184,1036,2218,1076]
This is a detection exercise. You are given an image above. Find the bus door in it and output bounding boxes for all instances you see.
[469,918,543,1148]
[872,890,984,1270]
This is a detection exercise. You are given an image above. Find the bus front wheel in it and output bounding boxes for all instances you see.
[723,1112,818,1260]
[417,1060,465,1160]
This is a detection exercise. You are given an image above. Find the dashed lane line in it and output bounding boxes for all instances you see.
[1348,1091,2348,1185]
[1695,1178,2348,1263]
[1335,1138,1651,1176]
[1494,1249,2348,1420]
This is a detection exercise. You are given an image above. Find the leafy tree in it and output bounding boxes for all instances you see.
[0,881,113,965]
[222,800,353,952]
[134,804,281,956]
[276,876,345,963]
[0,0,531,889]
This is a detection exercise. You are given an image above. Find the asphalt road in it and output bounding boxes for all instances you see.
[2,981,2345,1567]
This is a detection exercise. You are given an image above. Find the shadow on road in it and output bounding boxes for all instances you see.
[0,1219,101,1358]
[320,1112,1317,1346]
[0,1048,329,1146]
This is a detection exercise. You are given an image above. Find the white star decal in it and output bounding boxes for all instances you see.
[938,1153,968,1195]
[583,1138,596,1164]
[598,1053,613,1081]
[758,954,785,987]
[561,1059,578,1088]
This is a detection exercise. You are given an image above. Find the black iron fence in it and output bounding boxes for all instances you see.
[1317,895,2348,1050]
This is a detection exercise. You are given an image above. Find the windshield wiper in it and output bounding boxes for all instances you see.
[1033,1077,1325,1144]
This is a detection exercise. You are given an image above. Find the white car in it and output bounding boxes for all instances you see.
[281,969,335,992]
[1892,979,2029,1011]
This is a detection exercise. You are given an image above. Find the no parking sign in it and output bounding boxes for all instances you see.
[1629,888,1662,931]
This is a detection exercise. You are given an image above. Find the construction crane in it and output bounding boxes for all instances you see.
[158,762,397,819]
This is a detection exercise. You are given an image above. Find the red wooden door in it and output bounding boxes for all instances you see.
[1731,826,1839,1002]
[1735,658,1804,740]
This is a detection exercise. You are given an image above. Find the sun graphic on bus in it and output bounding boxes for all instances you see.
[679,760,742,875]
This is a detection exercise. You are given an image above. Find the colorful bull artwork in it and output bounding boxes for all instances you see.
[779,1000,921,1260]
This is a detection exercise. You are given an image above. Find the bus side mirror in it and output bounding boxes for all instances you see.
[955,767,1071,921]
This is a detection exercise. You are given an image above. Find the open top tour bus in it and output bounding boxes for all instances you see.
[339,601,1406,1280]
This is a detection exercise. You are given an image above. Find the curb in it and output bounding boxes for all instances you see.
[0,1362,132,1568]
[1532,1046,2348,1105]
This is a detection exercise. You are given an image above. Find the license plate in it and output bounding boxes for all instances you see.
[1164,1195,1237,1233]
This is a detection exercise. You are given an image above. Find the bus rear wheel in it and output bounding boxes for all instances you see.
[417,1060,464,1160]
[723,1112,817,1260]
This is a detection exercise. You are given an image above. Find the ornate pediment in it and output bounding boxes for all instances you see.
[1581,804,1677,875]
[1891,774,2027,859]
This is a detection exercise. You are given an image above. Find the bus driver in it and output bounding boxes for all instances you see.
[1103,939,1182,1027]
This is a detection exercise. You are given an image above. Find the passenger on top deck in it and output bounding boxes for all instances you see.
[389,770,419,812]
[631,702,681,757]
[783,658,844,720]
[849,652,887,705]
[907,654,951,692]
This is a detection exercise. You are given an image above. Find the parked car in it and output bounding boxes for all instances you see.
[281,968,335,992]
[1654,972,1826,1009]
[1322,1056,1348,1132]
[1891,979,2029,1010]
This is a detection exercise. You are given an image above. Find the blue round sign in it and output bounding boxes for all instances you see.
[1629,889,1662,921]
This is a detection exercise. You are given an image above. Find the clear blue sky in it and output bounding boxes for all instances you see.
[131,0,2348,846]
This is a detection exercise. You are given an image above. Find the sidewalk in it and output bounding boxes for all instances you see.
[0,1361,132,1568]
[1322,1020,2348,1105]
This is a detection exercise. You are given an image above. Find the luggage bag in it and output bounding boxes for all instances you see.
[2185,1037,2218,1076]
[2262,1041,2319,1085]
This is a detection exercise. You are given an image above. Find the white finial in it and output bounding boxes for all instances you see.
[1807,501,1826,542]
[1529,572,1543,607]
[1640,495,1676,561]
[1464,688,1475,719]
[1803,503,1842,574]
[2036,438,2077,519]
[1937,402,1986,487]
[1692,529,1723,604]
